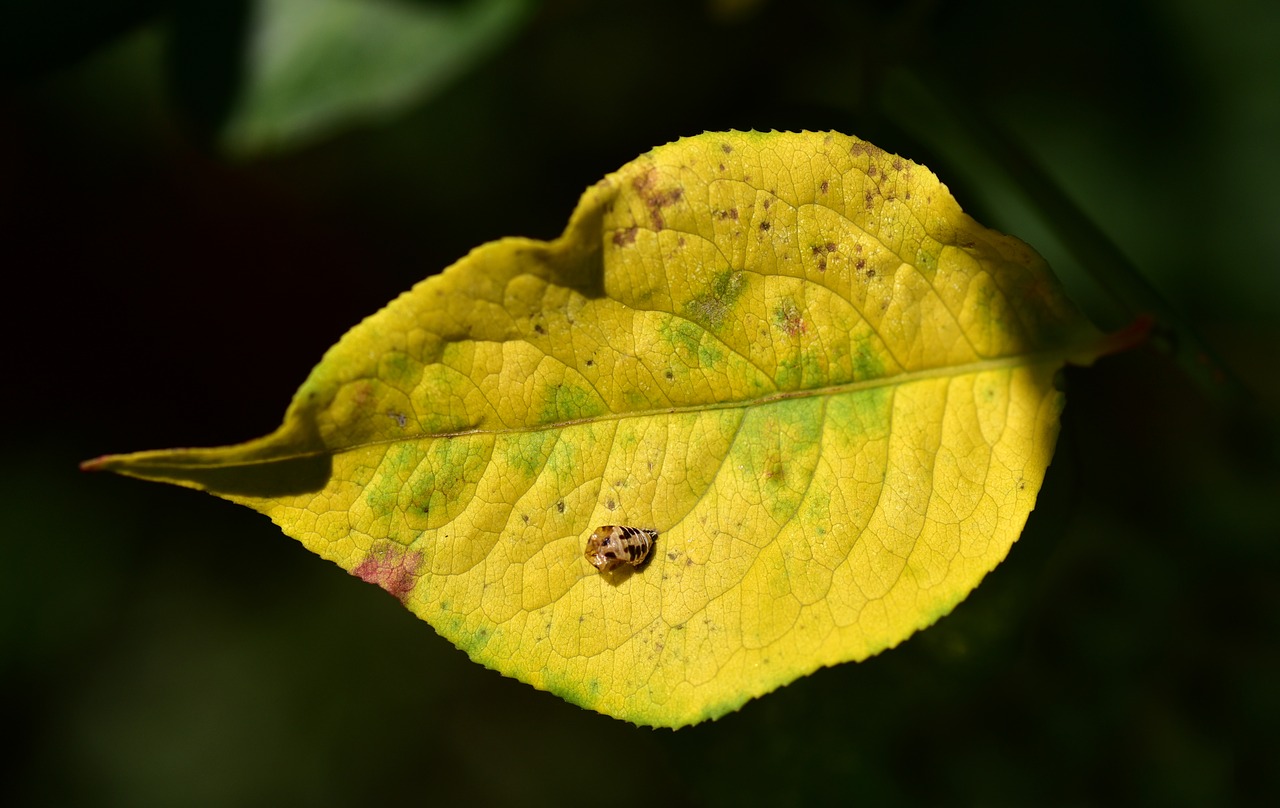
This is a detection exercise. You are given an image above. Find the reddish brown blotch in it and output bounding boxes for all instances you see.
[353,545,423,602]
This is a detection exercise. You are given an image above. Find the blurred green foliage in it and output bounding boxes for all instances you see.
[4,0,1278,805]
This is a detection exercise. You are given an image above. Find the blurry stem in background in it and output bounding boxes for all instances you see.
[878,68,1246,408]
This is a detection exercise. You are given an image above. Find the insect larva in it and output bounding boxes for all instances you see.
[584,525,657,573]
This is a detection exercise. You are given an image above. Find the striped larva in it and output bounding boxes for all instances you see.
[584,525,657,573]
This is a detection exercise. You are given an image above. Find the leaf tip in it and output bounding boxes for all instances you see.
[79,455,114,473]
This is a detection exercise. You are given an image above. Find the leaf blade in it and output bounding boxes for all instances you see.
[90,131,1101,726]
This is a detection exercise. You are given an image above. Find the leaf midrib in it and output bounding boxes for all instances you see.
[155,349,1065,471]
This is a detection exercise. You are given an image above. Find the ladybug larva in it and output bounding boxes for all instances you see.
[584,525,657,573]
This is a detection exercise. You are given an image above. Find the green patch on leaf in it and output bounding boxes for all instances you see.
[685,269,747,332]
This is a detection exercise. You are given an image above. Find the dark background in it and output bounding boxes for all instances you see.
[4,0,1278,805]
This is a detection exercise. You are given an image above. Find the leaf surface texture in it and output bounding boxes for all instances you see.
[91,131,1100,726]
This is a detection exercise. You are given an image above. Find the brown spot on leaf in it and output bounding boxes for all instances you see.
[849,141,885,159]
[612,227,638,246]
[556,500,566,514]
[855,258,866,270]
[351,381,374,407]
[713,208,739,221]
[633,168,684,230]
[353,545,422,603]
[533,323,546,335]
[721,143,733,153]
[605,498,617,510]
[820,180,829,194]
[759,221,771,231]
[811,241,838,271]
[585,358,594,367]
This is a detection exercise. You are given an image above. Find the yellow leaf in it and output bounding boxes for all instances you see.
[86,131,1103,727]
